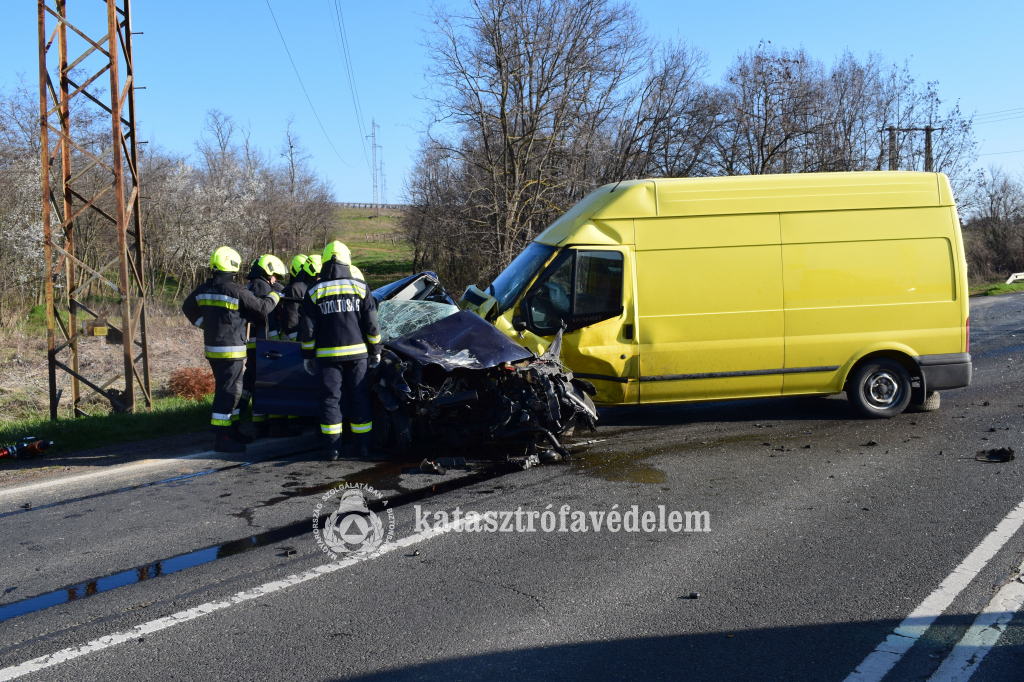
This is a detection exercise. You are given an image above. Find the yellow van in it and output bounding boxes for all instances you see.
[460,171,971,418]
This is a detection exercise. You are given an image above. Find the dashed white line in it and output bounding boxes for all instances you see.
[844,494,1024,682]
[0,521,462,681]
[928,558,1024,682]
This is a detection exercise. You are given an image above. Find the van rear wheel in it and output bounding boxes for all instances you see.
[848,359,912,419]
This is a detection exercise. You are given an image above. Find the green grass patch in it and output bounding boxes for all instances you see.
[0,395,215,456]
[969,282,1024,297]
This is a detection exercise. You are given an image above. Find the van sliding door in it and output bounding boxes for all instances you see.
[634,214,785,403]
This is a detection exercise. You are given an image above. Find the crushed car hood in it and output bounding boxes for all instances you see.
[386,310,534,371]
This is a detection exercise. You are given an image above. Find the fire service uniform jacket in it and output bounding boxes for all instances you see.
[181,271,281,361]
[298,261,382,363]
[278,273,311,341]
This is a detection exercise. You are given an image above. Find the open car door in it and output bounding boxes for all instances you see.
[252,339,319,417]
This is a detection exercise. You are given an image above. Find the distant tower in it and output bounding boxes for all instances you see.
[367,119,380,217]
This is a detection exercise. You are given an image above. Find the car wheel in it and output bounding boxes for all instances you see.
[848,358,912,419]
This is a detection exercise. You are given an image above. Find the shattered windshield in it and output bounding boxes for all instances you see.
[377,300,460,342]
[488,242,557,313]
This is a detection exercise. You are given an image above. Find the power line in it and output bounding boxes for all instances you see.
[975,114,1024,126]
[264,0,355,167]
[326,0,372,174]
[979,149,1024,156]
[975,106,1024,120]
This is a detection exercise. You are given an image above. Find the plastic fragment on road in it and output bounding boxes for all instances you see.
[976,447,1015,462]
[419,459,447,475]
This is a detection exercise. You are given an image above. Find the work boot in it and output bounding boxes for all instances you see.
[323,446,339,462]
[355,445,369,459]
[269,420,303,438]
[253,421,270,439]
[214,434,246,453]
[231,425,255,444]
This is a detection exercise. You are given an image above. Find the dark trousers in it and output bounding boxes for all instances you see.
[319,358,372,446]
[209,359,244,435]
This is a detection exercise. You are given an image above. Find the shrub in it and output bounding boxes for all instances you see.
[168,366,215,400]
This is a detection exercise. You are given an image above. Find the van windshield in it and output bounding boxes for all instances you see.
[488,242,557,313]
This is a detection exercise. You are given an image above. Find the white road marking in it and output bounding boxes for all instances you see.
[0,520,463,680]
[844,494,1024,682]
[0,450,222,499]
[0,435,313,500]
[927,558,1024,682]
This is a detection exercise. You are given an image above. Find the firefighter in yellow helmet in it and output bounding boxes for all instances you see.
[181,247,281,452]
[298,241,381,460]
[238,254,289,437]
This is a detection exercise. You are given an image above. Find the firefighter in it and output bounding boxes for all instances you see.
[278,254,310,341]
[238,254,289,437]
[299,241,381,461]
[181,247,281,453]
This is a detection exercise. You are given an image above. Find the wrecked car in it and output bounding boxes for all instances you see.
[253,272,598,458]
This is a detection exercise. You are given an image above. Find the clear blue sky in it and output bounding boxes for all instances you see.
[1,1,1021,202]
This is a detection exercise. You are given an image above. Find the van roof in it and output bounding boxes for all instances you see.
[535,171,955,246]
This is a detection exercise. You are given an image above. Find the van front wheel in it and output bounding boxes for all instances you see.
[848,359,912,419]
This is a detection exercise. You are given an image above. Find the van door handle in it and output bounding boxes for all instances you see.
[260,350,283,360]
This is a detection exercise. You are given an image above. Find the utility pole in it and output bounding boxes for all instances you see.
[37,0,151,419]
[882,125,943,173]
[366,119,379,217]
[888,126,898,171]
[924,125,935,172]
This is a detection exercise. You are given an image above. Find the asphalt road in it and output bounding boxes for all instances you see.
[2,293,1024,681]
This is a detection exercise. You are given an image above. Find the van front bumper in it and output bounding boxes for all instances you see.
[916,353,972,391]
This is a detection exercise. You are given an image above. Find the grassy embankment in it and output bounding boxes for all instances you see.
[969,281,1024,297]
[329,206,414,289]
[0,395,213,456]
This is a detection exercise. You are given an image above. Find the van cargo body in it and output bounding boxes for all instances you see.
[460,172,970,418]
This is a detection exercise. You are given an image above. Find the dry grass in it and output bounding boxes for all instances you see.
[168,366,216,400]
[0,299,205,424]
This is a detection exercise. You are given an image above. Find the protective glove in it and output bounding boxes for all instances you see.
[303,359,316,376]
[368,354,381,369]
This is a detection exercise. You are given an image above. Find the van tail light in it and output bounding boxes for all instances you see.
[966,317,970,352]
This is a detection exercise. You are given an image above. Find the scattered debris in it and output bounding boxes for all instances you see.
[419,459,447,475]
[982,401,991,406]
[437,457,467,469]
[538,450,563,464]
[279,546,297,557]
[989,427,997,432]
[508,453,540,470]
[863,440,879,446]
[0,437,53,460]
[976,448,1015,463]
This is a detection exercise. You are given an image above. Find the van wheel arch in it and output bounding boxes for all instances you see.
[843,351,922,394]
